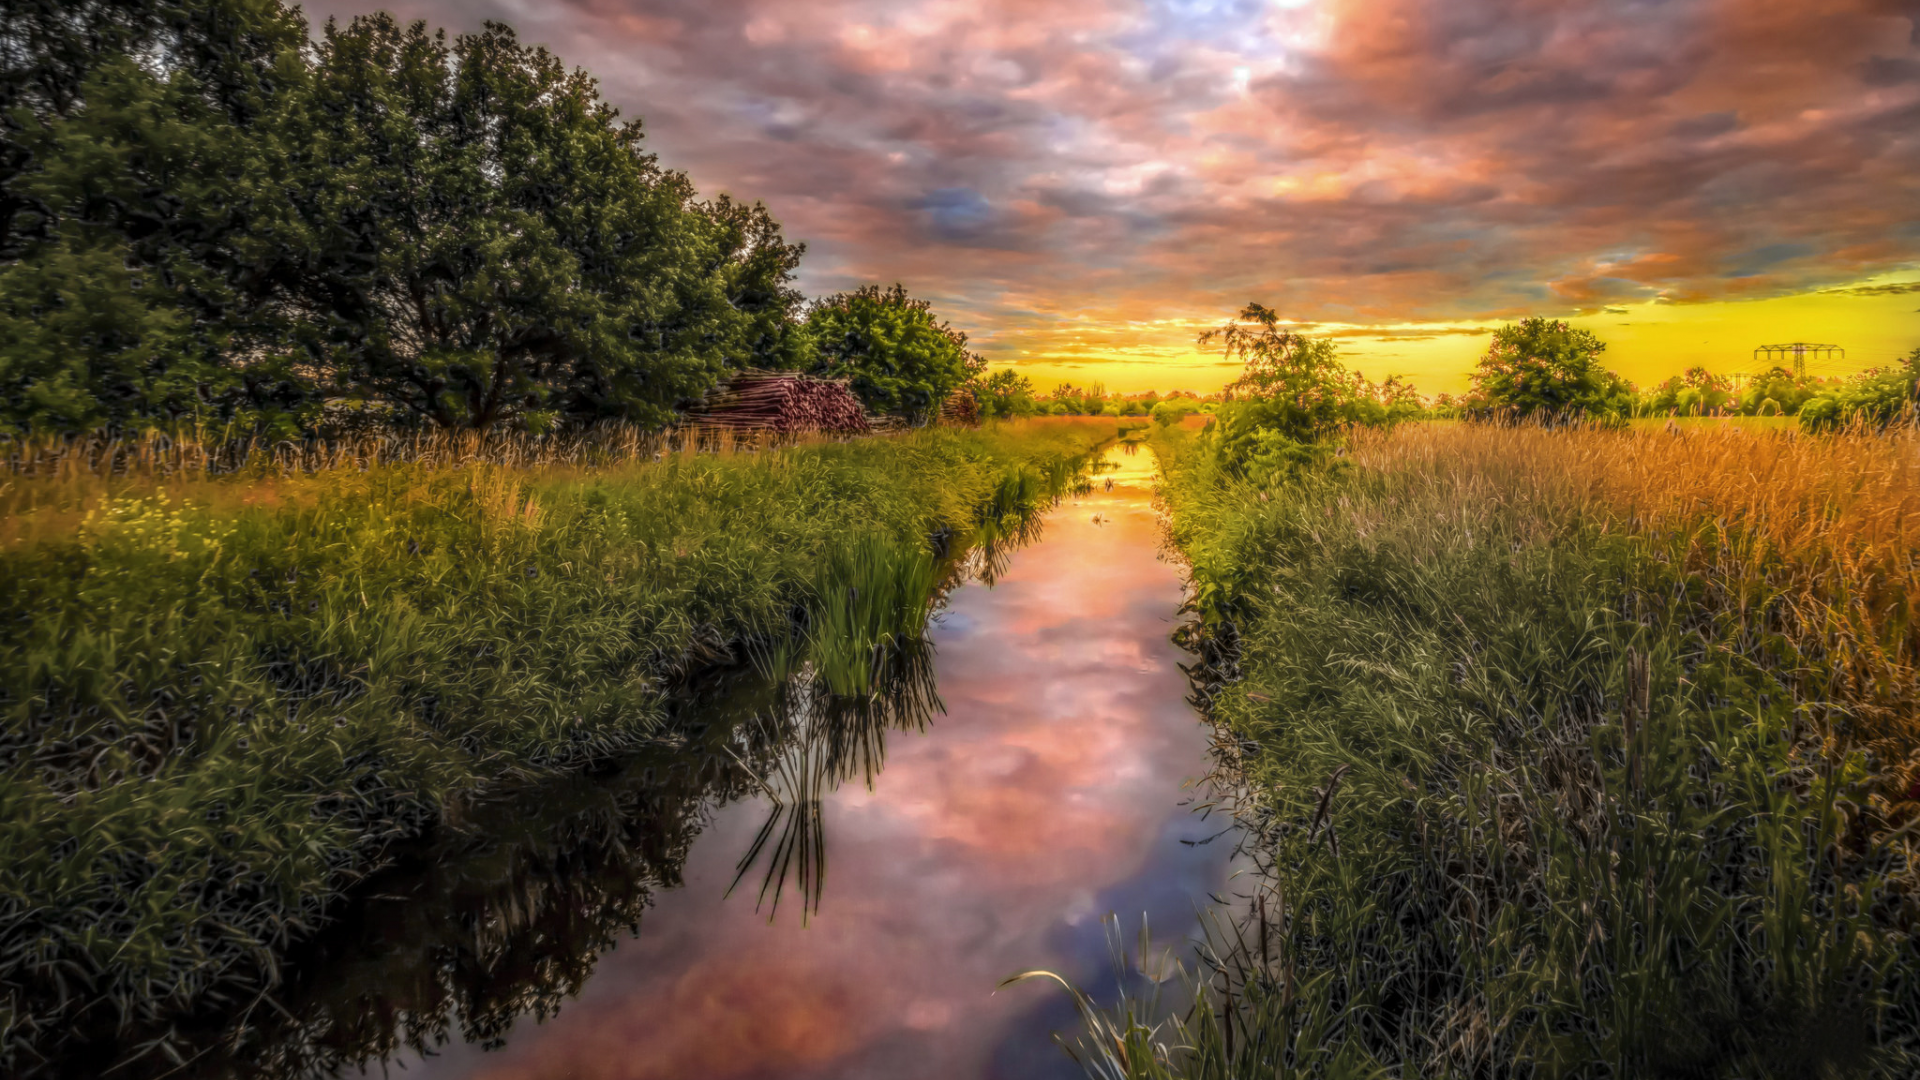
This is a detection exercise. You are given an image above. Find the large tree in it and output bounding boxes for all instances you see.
[300,16,797,430]
[1469,317,1631,423]
[0,0,320,433]
[805,284,984,422]
[0,5,811,434]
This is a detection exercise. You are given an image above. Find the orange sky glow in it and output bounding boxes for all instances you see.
[312,0,1919,397]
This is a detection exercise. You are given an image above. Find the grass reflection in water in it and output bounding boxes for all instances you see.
[91,507,1061,1080]
[125,639,942,1079]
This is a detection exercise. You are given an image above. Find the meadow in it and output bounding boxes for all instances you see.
[1053,420,1920,1078]
[0,419,1111,1073]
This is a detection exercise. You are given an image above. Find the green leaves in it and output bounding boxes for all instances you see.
[805,283,986,422]
[301,15,765,430]
[1797,348,1920,432]
[0,5,815,436]
[1470,317,1631,423]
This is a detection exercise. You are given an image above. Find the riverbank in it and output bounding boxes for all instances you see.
[1112,421,1920,1077]
[0,419,1111,1075]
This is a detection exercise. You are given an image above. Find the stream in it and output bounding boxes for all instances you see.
[187,442,1231,1080]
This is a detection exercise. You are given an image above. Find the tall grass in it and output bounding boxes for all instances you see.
[0,419,1111,1075]
[1042,422,1918,1078]
[806,534,940,697]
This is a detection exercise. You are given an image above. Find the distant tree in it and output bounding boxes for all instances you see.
[1044,380,1108,416]
[1734,366,1822,417]
[1641,366,1734,416]
[1150,398,1201,426]
[1469,318,1631,423]
[1799,348,1920,431]
[806,284,985,422]
[1352,373,1426,426]
[975,368,1036,418]
[1201,302,1359,442]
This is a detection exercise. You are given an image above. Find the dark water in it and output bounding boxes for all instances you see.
[198,444,1228,1080]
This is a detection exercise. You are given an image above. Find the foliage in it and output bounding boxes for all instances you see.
[1469,317,1632,422]
[1799,348,1920,432]
[0,420,1106,1073]
[805,283,986,422]
[1102,422,1920,1077]
[975,368,1038,419]
[1191,303,1420,480]
[1735,366,1827,416]
[1044,380,1109,417]
[1640,364,1733,416]
[0,2,318,434]
[1201,303,1358,441]
[300,17,807,430]
[0,4,815,435]
[1150,397,1202,426]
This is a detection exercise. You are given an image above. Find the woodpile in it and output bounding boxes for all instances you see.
[685,370,870,434]
[940,389,981,427]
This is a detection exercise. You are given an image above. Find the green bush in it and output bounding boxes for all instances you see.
[806,284,986,422]
[1800,349,1920,432]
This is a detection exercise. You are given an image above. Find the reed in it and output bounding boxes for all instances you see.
[1345,420,1920,780]
[0,419,1112,1075]
[1041,421,1919,1078]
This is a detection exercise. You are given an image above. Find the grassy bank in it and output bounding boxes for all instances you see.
[0,418,1110,1073]
[1059,421,1919,1077]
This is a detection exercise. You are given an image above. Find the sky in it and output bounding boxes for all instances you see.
[307,0,1920,395]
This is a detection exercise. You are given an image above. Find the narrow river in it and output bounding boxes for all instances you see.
[336,442,1226,1080]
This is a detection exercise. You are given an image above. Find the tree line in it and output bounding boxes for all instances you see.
[1439,318,1920,429]
[1182,304,1919,483]
[0,2,982,436]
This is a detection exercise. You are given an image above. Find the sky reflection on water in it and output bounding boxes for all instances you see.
[407,444,1226,1080]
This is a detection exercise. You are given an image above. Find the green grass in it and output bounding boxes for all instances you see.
[1040,424,1916,1079]
[0,419,1111,1074]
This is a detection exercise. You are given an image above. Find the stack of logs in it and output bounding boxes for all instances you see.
[685,371,870,434]
[939,389,981,427]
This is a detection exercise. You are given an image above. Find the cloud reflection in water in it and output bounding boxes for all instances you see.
[408,445,1225,1080]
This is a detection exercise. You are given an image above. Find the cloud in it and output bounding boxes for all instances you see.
[1824,281,1920,297]
[306,0,1920,357]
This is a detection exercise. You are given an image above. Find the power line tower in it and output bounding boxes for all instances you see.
[1753,342,1844,379]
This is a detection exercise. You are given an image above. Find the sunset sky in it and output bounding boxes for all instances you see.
[311,0,1919,395]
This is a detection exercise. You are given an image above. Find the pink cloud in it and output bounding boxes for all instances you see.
[305,0,1918,356]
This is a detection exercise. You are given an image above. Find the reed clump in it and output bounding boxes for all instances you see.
[0,419,1110,1075]
[1050,421,1919,1078]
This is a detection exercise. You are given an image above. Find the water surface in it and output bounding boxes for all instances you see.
[384,443,1226,1079]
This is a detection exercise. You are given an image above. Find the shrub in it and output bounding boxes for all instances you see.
[1799,348,1920,432]
[1470,317,1632,423]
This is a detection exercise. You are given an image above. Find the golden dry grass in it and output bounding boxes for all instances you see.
[1350,420,1920,797]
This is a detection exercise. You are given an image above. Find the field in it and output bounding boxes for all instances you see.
[0,418,1113,1072]
[1060,420,1920,1078]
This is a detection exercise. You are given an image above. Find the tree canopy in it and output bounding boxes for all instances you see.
[0,3,824,434]
[805,284,984,422]
[1468,318,1631,423]
[1200,302,1370,443]
[1799,348,1920,431]
[975,368,1037,418]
